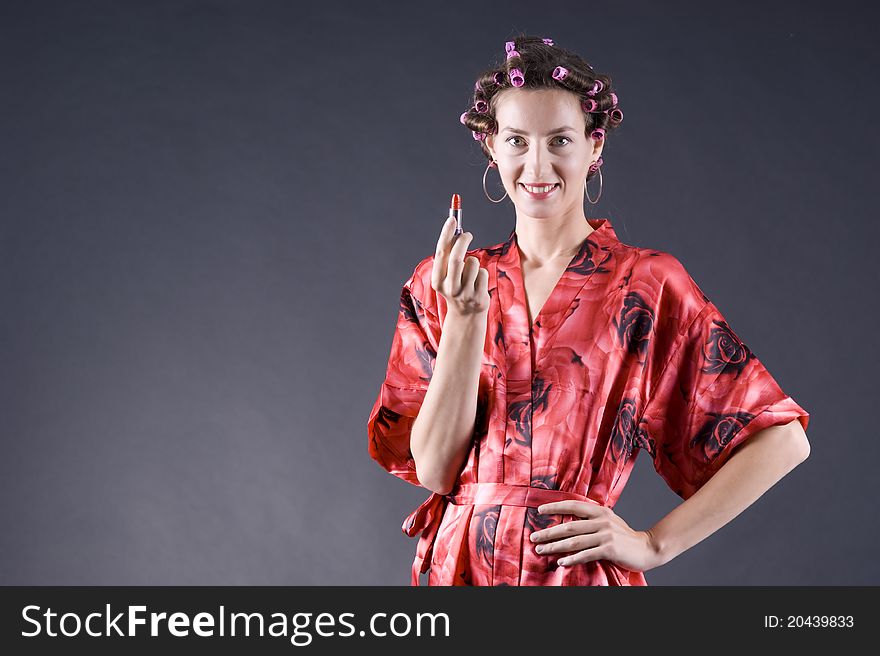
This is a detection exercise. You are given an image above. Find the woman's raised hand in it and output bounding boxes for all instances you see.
[431,216,490,319]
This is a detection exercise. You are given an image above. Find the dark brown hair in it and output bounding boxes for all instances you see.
[460,34,623,181]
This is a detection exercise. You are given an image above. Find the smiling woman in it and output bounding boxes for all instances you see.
[368,34,810,587]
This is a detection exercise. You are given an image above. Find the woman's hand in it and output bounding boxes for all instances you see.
[530,500,665,573]
[431,216,489,319]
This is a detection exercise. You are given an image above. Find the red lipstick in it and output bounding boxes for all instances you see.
[449,193,462,235]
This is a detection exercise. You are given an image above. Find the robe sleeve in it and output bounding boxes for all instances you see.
[637,297,810,501]
[367,256,442,487]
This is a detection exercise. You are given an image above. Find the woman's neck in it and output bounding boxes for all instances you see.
[514,214,595,265]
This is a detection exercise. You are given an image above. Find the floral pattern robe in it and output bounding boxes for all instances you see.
[367,217,810,586]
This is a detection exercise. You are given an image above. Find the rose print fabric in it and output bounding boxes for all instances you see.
[367,218,810,586]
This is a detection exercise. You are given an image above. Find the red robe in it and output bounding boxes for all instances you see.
[368,217,810,585]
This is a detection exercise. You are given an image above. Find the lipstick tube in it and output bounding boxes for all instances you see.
[449,193,462,235]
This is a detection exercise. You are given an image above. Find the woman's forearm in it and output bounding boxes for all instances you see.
[646,419,811,566]
[410,311,488,495]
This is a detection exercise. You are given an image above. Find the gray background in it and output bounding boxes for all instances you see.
[1,0,876,585]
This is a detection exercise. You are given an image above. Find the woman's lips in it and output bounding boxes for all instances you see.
[520,183,559,199]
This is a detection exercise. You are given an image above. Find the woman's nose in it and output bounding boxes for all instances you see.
[525,143,559,171]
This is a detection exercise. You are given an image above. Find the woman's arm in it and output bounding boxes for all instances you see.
[410,224,491,496]
[410,311,487,495]
[645,419,811,566]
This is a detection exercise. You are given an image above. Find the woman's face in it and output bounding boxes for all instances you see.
[486,88,603,218]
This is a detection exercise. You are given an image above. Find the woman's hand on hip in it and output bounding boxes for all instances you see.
[529,500,664,573]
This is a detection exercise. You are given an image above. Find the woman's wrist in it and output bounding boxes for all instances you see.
[442,307,488,331]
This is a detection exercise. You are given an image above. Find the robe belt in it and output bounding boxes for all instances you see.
[401,482,608,586]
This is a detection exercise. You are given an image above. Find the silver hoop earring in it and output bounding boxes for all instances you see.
[483,160,508,203]
[585,158,604,205]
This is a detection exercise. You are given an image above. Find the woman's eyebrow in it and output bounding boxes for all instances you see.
[500,126,577,134]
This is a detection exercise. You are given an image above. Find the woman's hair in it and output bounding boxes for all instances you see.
[460,35,623,180]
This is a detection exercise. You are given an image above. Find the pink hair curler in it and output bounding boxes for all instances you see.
[474,99,488,113]
[505,41,516,53]
[493,71,505,85]
[506,49,520,60]
[543,38,554,45]
[581,98,598,112]
[551,66,569,81]
[509,68,524,87]
[472,130,486,141]
[587,80,604,97]
[460,111,469,125]
[591,128,605,140]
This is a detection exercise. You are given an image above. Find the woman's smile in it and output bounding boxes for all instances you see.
[520,182,560,199]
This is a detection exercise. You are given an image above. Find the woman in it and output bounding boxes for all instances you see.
[367,35,811,586]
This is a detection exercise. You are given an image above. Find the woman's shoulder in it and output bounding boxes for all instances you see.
[632,247,708,299]
[622,244,712,338]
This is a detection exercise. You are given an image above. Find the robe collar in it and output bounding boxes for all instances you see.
[489,217,618,378]
[496,217,618,326]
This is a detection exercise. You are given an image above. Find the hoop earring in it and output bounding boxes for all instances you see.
[585,158,604,205]
[483,160,508,203]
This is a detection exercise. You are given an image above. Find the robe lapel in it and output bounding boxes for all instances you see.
[490,228,532,382]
